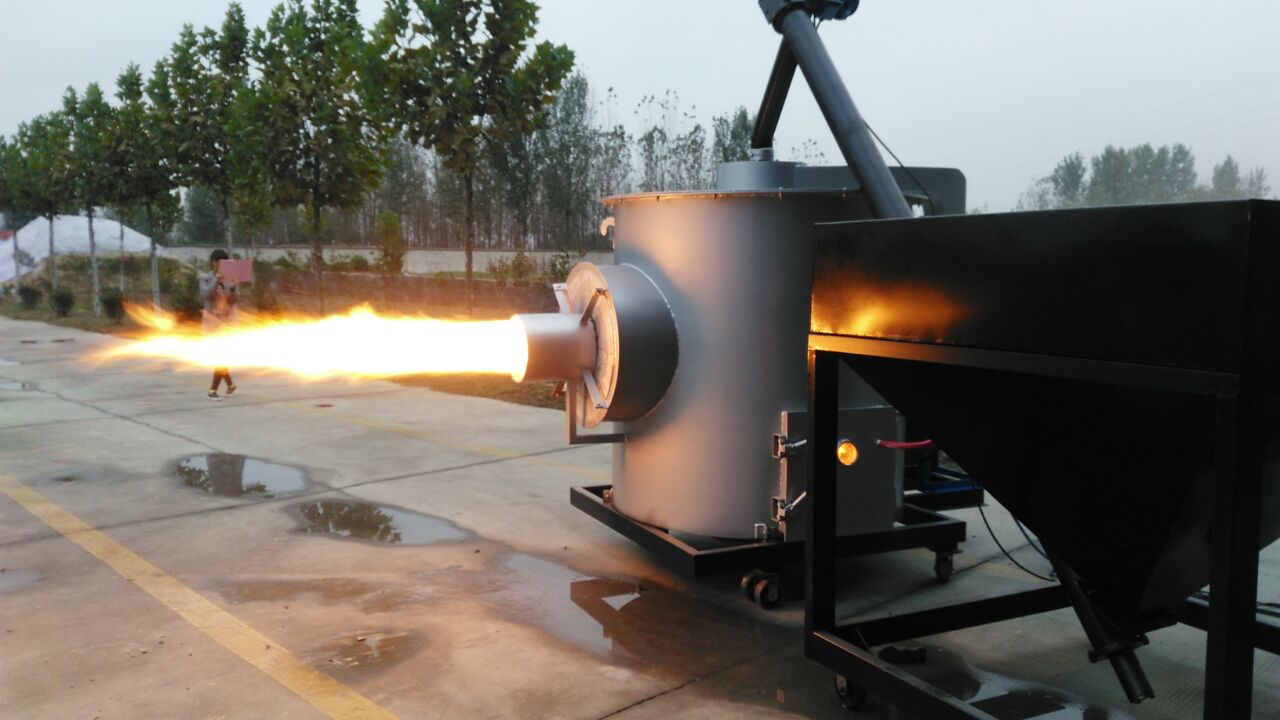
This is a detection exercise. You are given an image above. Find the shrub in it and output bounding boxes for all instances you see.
[101,289,126,323]
[249,280,280,313]
[51,288,75,317]
[170,273,204,321]
[17,285,43,310]
[350,255,371,272]
[547,249,586,283]
[374,211,406,275]
[509,249,538,286]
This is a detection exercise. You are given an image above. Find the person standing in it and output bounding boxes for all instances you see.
[200,248,238,399]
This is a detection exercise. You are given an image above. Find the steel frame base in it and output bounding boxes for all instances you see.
[806,349,1275,719]
[569,484,966,578]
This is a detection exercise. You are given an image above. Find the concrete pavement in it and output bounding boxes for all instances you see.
[0,315,1276,719]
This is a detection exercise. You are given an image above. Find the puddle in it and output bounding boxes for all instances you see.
[291,500,468,545]
[52,475,77,483]
[51,338,75,343]
[0,569,40,595]
[175,454,309,498]
[0,381,37,391]
[305,630,417,676]
[852,646,1134,719]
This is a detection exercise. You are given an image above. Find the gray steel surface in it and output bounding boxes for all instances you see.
[604,190,868,538]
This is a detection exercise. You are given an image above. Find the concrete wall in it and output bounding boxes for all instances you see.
[163,246,614,276]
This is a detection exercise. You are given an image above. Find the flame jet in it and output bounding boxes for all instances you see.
[96,262,678,430]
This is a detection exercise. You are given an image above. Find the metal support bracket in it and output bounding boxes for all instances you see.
[566,378,624,445]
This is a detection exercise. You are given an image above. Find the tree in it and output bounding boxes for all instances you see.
[246,0,387,313]
[165,5,249,254]
[131,61,184,305]
[711,106,752,164]
[0,136,23,280]
[535,74,596,249]
[1047,152,1087,208]
[1016,143,1273,210]
[66,84,116,316]
[15,113,74,292]
[373,0,574,313]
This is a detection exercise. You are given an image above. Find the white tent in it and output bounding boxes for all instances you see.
[0,215,165,284]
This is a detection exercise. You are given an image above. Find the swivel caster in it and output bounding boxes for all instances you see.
[834,673,868,710]
[934,552,954,583]
[740,569,781,608]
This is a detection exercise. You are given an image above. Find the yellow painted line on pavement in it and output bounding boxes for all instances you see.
[0,475,398,720]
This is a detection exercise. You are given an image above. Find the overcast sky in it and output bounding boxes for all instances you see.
[1,0,1276,211]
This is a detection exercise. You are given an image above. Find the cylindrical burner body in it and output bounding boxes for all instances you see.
[606,189,866,539]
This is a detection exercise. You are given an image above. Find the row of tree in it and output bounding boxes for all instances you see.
[174,83,770,256]
[0,0,574,315]
[1016,143,1271,211]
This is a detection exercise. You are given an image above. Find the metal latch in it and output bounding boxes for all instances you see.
[770,492,807,523]
[771,433,807,459]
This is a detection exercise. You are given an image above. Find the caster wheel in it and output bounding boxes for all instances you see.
[752,575,781,609]
[934,553,954,583]
[834,673,868,710]
[741,569,766,600]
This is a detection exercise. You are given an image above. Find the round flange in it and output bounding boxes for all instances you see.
[564,262,677,427]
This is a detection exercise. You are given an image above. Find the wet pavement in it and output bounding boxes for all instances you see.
[290,500,469,545]
[176,453,310,498]
[0,314,1277,720]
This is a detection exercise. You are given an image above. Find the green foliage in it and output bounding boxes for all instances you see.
[0,136,23,228]
[166,6,249,209]
[17,285,43,310]
[51,287,75,317]
[374,210,405,275]
[248,279,280,313]
[374,0,574,310]
[101,288,125,323]
[66,84,115,213]
[546,248,585,282]
[182,186,228,244]
[169,272,203,318]
[349,255,370,272]
[711,107,753,164]
[15,113,74,222]
[487,249,540,286]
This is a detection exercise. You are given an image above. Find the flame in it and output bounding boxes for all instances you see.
[811,271,967,341]
[98,303,530,381]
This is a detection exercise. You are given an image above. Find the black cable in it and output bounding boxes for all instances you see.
[1015,518,1050,560]
[863,121,936,214]
[977,502,1056,582]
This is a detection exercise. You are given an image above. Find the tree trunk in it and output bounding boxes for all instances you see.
[118,217,126,293]
[311,199,325,315]
[147,204,159,307]
[465,172,474,316]
[47,216,57,293]
[10,210,19,280]
[223,197,233,254]
[88,207,101,317]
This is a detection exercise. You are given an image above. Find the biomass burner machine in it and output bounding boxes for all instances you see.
[505,1,1278,715]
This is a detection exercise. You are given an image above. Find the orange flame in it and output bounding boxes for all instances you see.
[98,303,530,381]
[811,274,967,341]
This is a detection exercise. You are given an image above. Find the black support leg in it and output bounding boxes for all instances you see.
[1204,393,1264,719]
[806,350,840,636]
